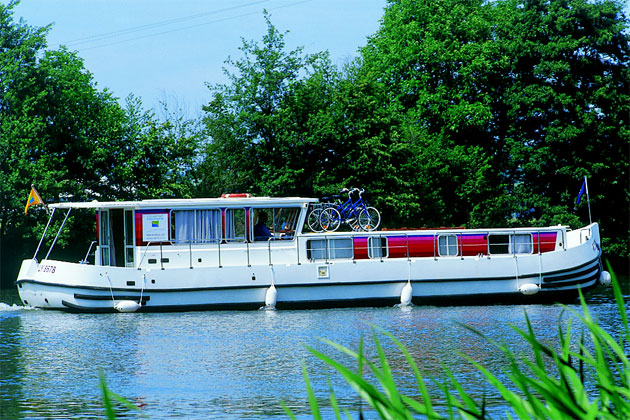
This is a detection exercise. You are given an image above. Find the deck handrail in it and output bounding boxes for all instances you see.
[131,228,564,270]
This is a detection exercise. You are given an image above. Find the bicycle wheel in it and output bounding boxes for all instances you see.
[358,207,381,231]
[320,207,341,232]
[307,208,323,232]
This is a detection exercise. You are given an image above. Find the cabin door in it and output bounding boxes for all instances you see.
[99,209,127,267]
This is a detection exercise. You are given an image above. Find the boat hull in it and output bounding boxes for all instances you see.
[15,225,602,312]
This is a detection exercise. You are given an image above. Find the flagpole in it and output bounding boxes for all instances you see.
[584,176,592,225]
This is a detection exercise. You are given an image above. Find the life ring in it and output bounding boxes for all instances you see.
[220,193,253,198]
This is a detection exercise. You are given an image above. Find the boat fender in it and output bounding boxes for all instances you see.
[400,281,413,306]
[114,300,141,313]
[599,271,611,287]
[518,283,540,296]
[265,284,277,307]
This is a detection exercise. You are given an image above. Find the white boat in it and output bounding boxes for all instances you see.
[15,195,610,312]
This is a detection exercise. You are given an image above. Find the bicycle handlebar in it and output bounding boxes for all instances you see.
[338,187,365,198]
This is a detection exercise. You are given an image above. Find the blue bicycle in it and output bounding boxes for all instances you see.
[319,188,381,232]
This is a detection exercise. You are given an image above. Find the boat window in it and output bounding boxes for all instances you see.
[330,238,353,259]
[252,207,299,241]
[225,209,246,242]
[512,234,533,254]
[438,235,459,256]
[307,238,353,260]
[368,237,388,259]
[171,209,222,244]
[307,239,327,260]
[488,234,510,254]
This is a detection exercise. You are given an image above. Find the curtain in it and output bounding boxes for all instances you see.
[173,210,221,243]
[512,234,533,254]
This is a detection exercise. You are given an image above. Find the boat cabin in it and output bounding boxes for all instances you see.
[47,197,315,269]
[44,196,566,272]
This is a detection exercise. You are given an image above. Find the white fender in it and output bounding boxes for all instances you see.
[400,282,413,306]
[519,283,541,296]
[265,284,277,307]
[114,300,141,313]
[599,271,611,287]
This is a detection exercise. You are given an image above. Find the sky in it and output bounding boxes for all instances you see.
[13,0,387,116]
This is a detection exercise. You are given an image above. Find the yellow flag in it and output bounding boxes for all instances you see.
[25,187,43,214]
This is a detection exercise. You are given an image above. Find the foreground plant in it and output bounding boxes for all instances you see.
[99,370,146,419]
[287,262,628,419]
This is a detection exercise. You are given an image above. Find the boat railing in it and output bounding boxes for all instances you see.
[81,241,97,264]
[135,236,298,270]
[133,228,565,270]
[579,227,592,244]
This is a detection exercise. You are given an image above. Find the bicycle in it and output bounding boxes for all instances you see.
[306,197,341,232]
[319,188,381,232]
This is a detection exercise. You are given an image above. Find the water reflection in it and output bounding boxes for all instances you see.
[0,279,626,419]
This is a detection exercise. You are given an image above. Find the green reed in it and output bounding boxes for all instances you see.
[285,261,629,420]
[99,370,145,419]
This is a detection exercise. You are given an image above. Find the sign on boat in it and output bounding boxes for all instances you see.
[15,194,610,312]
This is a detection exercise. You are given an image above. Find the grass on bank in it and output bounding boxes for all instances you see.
[100,261,628,419]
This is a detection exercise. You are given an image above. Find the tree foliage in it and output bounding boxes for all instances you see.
[201,0,629,254]
[0,1,199,286]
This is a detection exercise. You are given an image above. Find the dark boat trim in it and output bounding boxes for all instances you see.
[74,293,150,302]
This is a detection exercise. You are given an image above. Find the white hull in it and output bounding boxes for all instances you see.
[16,223,603,312]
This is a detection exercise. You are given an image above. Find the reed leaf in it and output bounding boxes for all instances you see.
[307,344,408,419]
[376,327,441,419]
[99,371,117,420]
[99,370,145,419]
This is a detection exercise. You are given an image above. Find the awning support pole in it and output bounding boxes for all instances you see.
[44,208,71,261]
[33,208,56,261]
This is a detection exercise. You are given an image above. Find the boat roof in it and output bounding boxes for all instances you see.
[49,196,318,210]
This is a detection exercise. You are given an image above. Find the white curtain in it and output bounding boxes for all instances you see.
[225,210,234,239]
[174,210,221,243]
[512,234,533,254]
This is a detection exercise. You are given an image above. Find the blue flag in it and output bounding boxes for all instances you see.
[576,179,586,205]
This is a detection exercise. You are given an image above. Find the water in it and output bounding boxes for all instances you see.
[1,278,627,420]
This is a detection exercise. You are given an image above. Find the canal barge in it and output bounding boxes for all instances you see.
[15,195,609,312]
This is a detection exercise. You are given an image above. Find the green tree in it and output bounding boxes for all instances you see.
[353,0,506,227]
[199,11,334,197]
[496,0,630,256]
[358,0,629,250]
[0,1,199,287]
[200,1,628,254]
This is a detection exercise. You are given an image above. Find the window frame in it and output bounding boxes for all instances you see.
[512,233,533,254]
[488,233,511,255]
[438,234,459,257]
[251,206,301,242]
[368,236,388,259]
[307,238,354,261]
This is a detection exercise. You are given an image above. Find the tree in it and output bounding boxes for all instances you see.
[357,0,629,252]
[0,2,200,287]
[199,11,331,197]
[495,0,630,256]
[199,1,628,255]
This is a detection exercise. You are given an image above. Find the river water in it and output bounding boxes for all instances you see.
[1,277,627,420]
